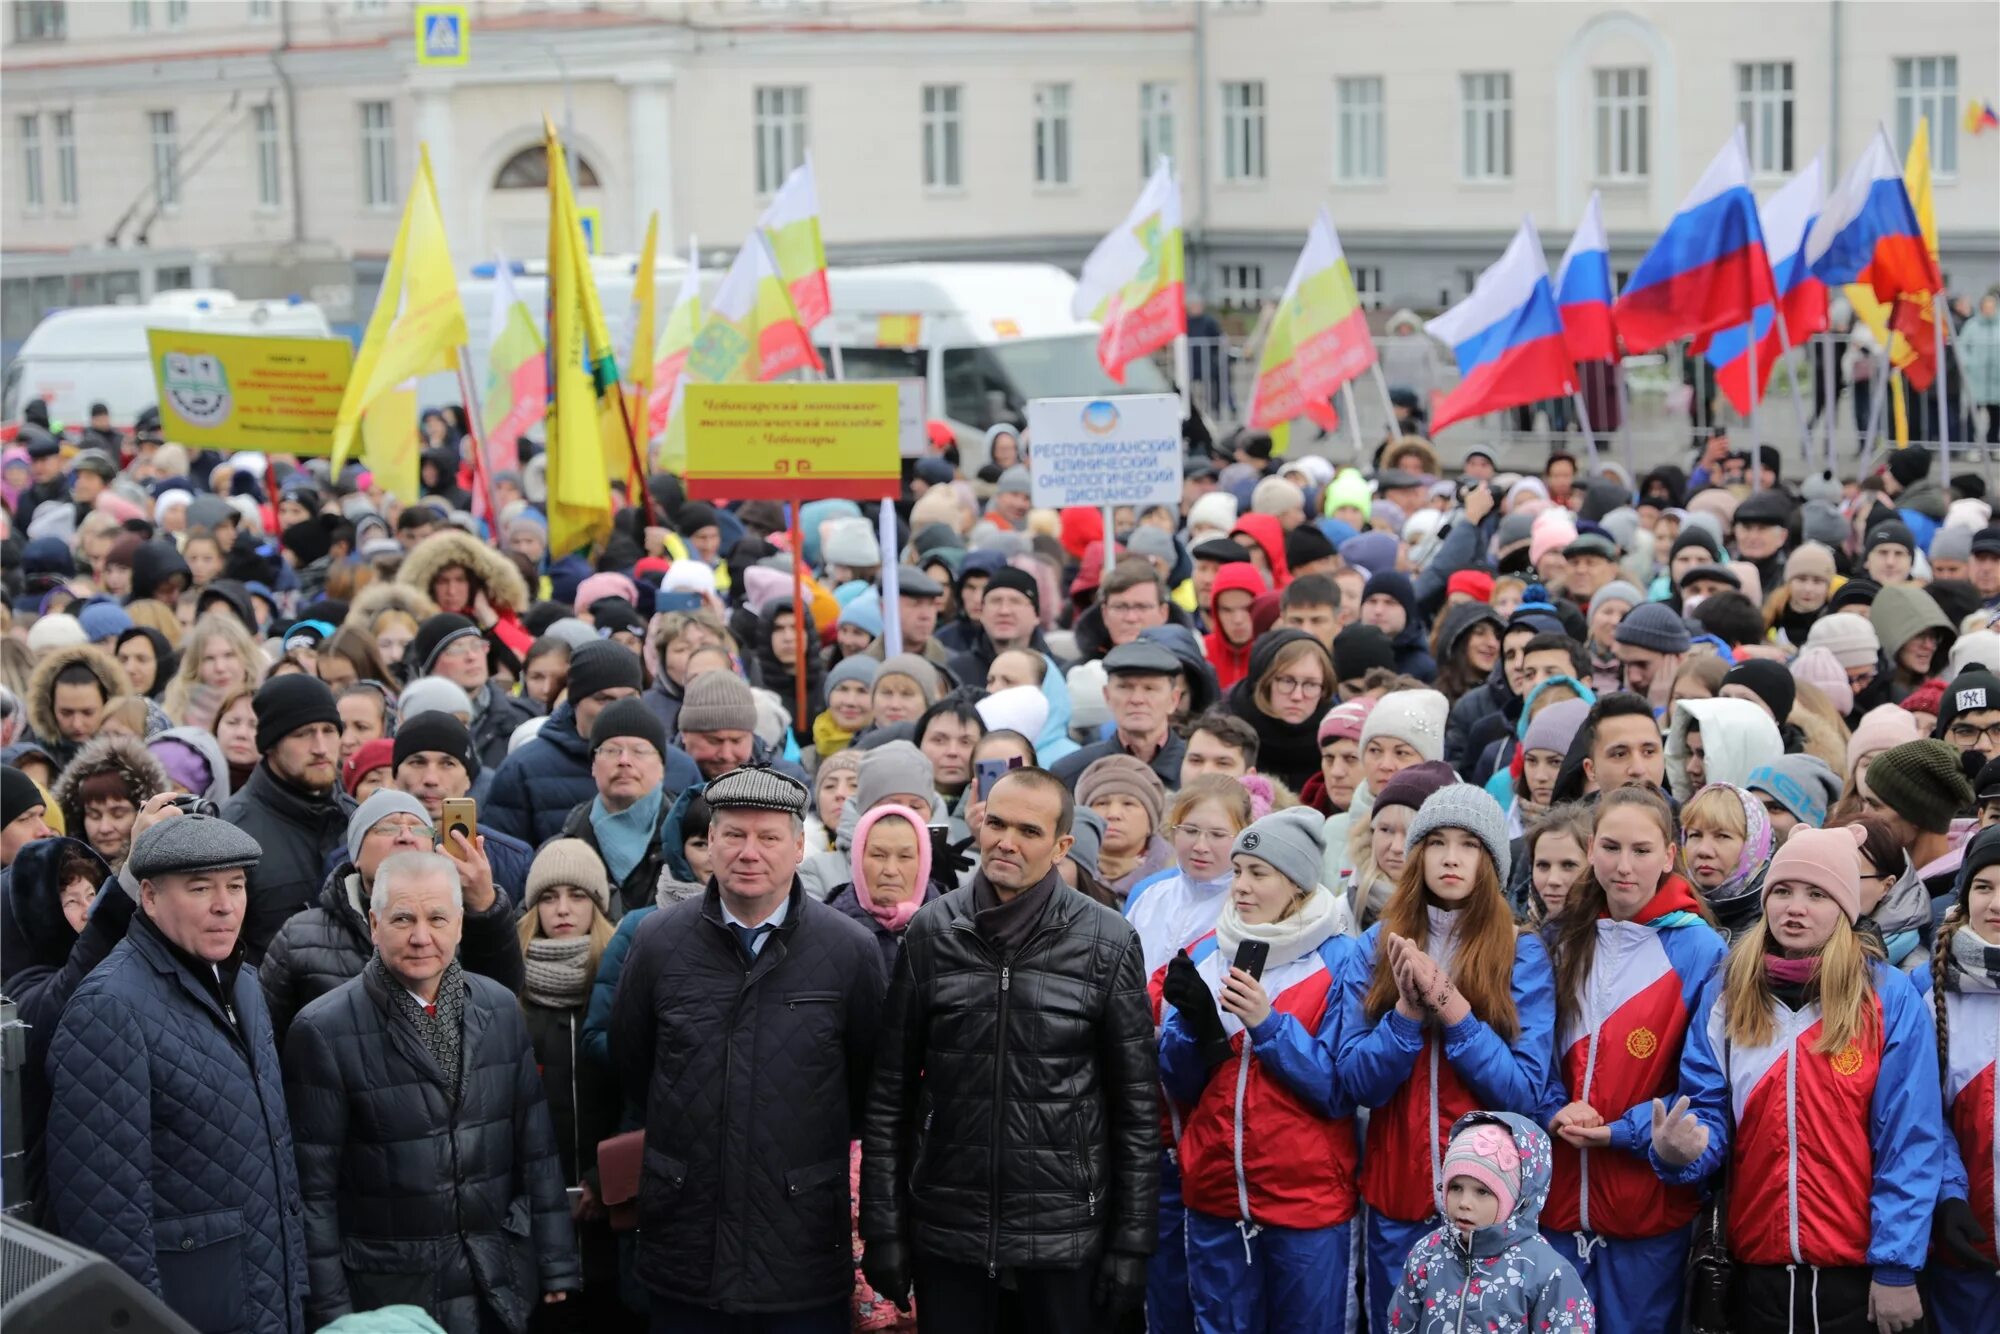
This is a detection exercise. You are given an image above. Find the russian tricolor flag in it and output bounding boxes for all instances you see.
[1613,128,1776,354]
[1555,191,1618,362]
[1425,217,1577,434]
[1699,157,1830,414]
[1806,125,1942,302]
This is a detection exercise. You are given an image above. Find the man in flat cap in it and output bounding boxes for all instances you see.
[45,810,310,1334]
[612,766,886,1329]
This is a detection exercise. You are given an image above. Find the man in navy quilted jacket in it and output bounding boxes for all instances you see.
[44,810,309,1334]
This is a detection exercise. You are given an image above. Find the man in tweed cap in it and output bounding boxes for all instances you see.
[45,809,313,1333]
[611,766,888,1323]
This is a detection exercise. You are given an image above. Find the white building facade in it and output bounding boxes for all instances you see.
[4,0,1996,347]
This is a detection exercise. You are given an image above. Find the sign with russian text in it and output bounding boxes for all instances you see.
[684,382,900,500]
[147,328,354,456]
[1025,394,1181,510]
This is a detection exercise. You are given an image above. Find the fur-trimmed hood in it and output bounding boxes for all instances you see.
[26,643,131,748]
[396,529,529,614]
[347,580,438,630]
[51,733,171,838]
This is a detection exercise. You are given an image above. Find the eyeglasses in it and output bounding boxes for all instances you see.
[1270,675,1324,697]
[1950,721,2000,747]
[1172,824,1236,844]
[1105,600,1160,617]
[367,818,429,839]
[597,744,660,764]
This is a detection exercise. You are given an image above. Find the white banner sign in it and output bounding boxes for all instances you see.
[1024,394,1181,511]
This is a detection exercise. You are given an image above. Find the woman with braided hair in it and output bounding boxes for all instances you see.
[1913,823,2000,1332]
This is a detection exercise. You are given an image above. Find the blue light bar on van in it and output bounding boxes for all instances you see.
[469,260,528,278]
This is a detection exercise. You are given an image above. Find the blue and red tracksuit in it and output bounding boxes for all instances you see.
[1914,961,2000,1334]
[1535,878,1726,1334]
[1658,961,1945,1316]
[1335,920,1555,1334]
[1135,868,1235,1334]
[1161,931,1361,1334]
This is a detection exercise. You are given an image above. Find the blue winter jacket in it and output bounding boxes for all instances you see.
[45,914,309,1334]
[1384,1111,1596,1333]
[483,702,701,846]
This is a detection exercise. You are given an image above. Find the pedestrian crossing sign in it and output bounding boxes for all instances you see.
[415,5,468,67]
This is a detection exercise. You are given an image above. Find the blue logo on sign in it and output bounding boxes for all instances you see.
[1081,400,1120,434]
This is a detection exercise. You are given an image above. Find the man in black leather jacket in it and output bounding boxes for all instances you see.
[861,767,1158,1332]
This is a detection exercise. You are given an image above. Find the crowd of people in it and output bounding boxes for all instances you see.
[4,396,2000,1334]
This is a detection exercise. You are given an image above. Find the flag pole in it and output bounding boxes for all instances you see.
[1773,311,1813,468]
[1861,347,1892,474]
[1368,363,1405,442]
[1173,333,1192,419]
[453,346,500,523]
[1615,359,1637,484]
[789,500,808,735]
[878,501,902,659]
[1746,326,1762,491]
[1102,506,1117,583]
[1340,381,1365,467]
[1934,293,1952,485]
[1819,332,1837,476]
[1570,382,1600,476]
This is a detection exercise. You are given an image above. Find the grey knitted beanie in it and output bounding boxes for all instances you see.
[1231,806,1327,894]
[1403,782,1512,885]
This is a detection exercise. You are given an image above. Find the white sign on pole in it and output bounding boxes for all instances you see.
[895,378,928,457]
[1024,394,1181,511]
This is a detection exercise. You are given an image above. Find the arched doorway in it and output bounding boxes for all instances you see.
[483,143,607,260]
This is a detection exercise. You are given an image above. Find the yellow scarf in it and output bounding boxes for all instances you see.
[812,710,854,758]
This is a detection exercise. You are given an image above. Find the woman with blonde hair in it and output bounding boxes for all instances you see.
[1654,825,1943,1334]
[1337,784,1555,1334]
[164,611,266,729]
[345,582,436,680]
[315,625,394,693]
[122,598,184,649]
[1678,784,1774,941]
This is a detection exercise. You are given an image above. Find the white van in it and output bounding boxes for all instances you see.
[2,290,333,430]
[448,258,1172,472]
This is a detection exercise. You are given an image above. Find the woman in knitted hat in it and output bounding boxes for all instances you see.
[1917,824,2000,1329]
[1766,540,1838,648]
[1537,788,1726,1332]
[163,611,264,729]
[804,655,877,771]
[1345,760,1456,930]
[1828,702,1922,825]
[828,803,935,978]
[871,654,940,727]
[1319,689,1449,903]
[1340,782,1555,1334]
[1158,806,1360,1333]
[807,749,862,855]
[1077,753,1174,900]
[1676,782,1772,937]
[515,838,621,1304]
[1655,824,1942,1334]
[1306,696,1374,817]
[1224,629,1336,791]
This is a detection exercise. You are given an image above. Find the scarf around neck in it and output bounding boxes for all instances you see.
[1946,924,2000,994]
[811,710,854,759]
[374,954,466,1098]
[523,935,595,1009]
[591,785,665,884]
[1216,884,1352,974]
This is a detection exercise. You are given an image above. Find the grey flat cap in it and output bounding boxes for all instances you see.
[895,564,943,598]
[705,765,809,817]
[128,814,263,879]
[1102,640,1182,677]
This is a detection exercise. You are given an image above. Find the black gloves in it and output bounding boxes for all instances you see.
[1934,1195,1990,1269]
[929,827,977,889]
[1162,952,1232,1072]
[862,1238,912,1312]
[1094,1250,1147,1318]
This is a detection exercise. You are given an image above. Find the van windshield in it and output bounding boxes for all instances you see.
[941,335,1172,430]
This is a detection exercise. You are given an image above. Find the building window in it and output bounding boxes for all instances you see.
[129,0,147,30]
[1896,56,1958,177]
[1139,81,1174,177]
[19,114,43,211]
[493,144,600,190]
[249,0,271,17]
[1217,263,1264,309]
[53,110,74,208]
[1460,72,1513,180]
[922,83,962,190]
[1592,66,1649,181]
[1221,80,1265,181]
[253,103,280,209]
[164,0,184,25]
[12,2,64,41]
[359,101,394,209]
[1353,264,1384,310]
[1034,82,1072,186]
[1336,76,1384,183]
[156,265,193,292]
[149,109,179,208]
[753,85,807,196]
[1737,62,1794,176]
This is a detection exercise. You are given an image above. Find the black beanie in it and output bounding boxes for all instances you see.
[1283,524,1336,571]
[282,517,334,567]
[393,712,480,778]
[3,765,45,819]
[565,640,643,703]
[254,674,341,754]
[675,502,721,538]
[590,697,668,756]
[984,566,1041,610]
[1954,824,2000,907]
[1888,446,1933,489]
[411,613,482,674]
[1937,667,2000,740]
[1332,624,1397,682]
[1722,659,1796,723]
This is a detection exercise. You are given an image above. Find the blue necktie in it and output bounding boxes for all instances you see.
[729,922,774,958]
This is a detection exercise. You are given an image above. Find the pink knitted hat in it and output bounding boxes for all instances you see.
[1443,1122,1522,1220]
[1318,696,1377,745]
[1762,823,1866,923]
[1790,646,1853,718]
[1529,510,1579,567]
[849,804,933,933]
[1846,703,1920,782]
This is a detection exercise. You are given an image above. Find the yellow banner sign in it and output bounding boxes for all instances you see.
[684,382,900,501]
[147,329,354,456]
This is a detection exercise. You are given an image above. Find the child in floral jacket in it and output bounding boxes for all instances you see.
[1385,1111,1596,1333]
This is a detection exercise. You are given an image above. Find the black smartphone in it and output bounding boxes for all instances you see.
[1232,939,1270,982]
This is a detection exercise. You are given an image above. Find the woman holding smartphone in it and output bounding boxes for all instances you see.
[1537,788,1726,1333]
[1158,807,1361,1333]
[1336,784,1555,1334]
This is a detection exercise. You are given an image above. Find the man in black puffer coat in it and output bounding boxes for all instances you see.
[861,767,1159,1332]
[261,790,524,1046]
[284,850,577,1333]
[610,766,886,1324]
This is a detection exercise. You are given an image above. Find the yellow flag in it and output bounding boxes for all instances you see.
[362,387,420,504]
[625,211,659,473]
[544,121,614,556]
[1907,118,1938,260]
[330,146,467,473]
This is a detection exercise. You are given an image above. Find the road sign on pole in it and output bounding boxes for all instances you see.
[415,5,469,67]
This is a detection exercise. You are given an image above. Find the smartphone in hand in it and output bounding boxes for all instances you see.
[1232,939,1270,982]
